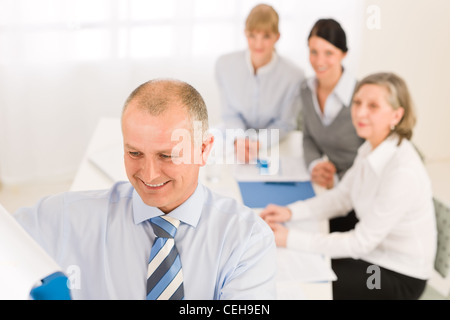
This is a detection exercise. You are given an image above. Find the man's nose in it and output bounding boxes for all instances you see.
[141,157,161,183]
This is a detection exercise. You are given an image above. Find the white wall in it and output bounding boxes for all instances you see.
[0,58,221,184]
[0,0,365,185]
[359,0,450,161]
[2,1,448,185]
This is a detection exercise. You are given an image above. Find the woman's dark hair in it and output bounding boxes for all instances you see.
[308,19,348,53]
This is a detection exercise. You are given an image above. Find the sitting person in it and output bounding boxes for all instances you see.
[260,72,437,300]
[14,79,276,300]
[215,3,304,163]
[300,18,363,190]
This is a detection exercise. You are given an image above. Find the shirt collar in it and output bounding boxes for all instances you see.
[132,183,204,228]
[306,76,317,92]
[245,49,278,75]
[307,68,356,107]
[360,135,400,176]
[334,68,356,107]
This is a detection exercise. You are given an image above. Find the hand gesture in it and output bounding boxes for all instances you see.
[311,161,336,189]
[260,204,292,223]
[234,138,259,163]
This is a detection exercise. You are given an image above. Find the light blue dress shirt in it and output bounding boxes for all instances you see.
[14,182,276,300]
[215,50,305,144]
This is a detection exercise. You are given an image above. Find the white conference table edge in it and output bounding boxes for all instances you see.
[70,117,333,300]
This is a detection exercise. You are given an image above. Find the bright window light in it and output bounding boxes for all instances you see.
[0,0,364,65]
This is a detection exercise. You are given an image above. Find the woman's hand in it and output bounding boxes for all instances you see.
[234,138,259,163]
[311,161,336,189]
[260,204,292,223]
[268,222,289,247]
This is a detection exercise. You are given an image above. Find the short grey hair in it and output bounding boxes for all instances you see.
[122,78,209,137]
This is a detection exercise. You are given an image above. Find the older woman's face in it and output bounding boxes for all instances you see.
[351,84,404,149]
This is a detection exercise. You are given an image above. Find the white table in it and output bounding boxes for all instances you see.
[71,117,334,300]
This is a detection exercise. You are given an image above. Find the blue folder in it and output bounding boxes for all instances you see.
[238,181,316,208]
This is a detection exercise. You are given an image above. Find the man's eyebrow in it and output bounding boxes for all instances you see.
[124,143,138,150]
[124,143,176,154]
[158,149,177,155]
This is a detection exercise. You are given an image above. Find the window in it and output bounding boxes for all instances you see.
[0,0,364,67]
[0,0,364,184]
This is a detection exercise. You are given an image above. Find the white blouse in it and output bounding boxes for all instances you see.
[215,50,305,145]
[287,135,437,279]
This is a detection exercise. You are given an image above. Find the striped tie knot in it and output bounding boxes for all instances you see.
[150,215,180,239]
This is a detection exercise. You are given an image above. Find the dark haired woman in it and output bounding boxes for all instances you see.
[301,19,364,232]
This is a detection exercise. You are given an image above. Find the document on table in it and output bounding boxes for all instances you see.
[252,210,336,286]
[276,248,337,283]
[238,180,315,208]
[233,156,310,182]
[276,220,336,284]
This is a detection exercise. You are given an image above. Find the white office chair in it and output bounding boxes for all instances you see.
[434,197,450,279]
[421,197,450,300]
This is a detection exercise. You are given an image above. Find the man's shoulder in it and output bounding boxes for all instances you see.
[203,186,251,214]
[20,182,134,220]
[17,181,135,229]
[201,185,271,234]
[62,181,133,206]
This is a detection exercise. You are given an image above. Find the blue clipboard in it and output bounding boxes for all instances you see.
[238,181,315,208]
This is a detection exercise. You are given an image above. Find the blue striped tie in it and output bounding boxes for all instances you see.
[147,215,184,300]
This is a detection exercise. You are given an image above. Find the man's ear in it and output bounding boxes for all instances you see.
[200,133,215,166]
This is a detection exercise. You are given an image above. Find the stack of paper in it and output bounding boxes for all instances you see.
[233,156,310,182]
[276,248,337,283]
